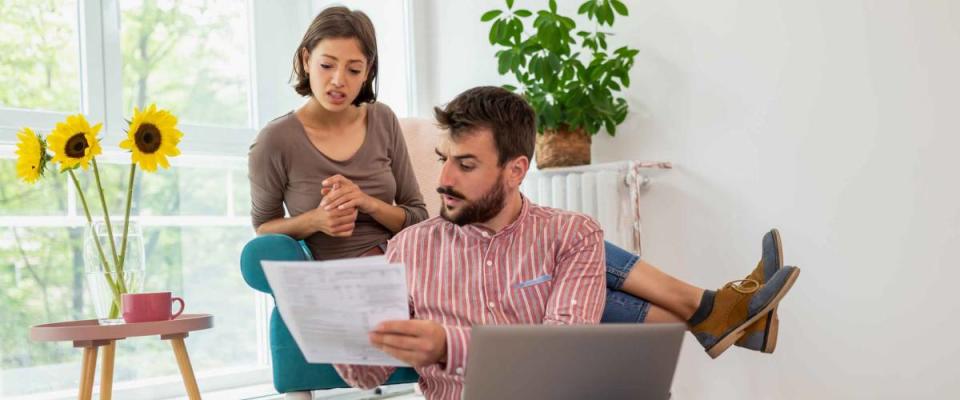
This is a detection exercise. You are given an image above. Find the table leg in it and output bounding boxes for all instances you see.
[167,336,201,399]
[78,346,98,400]
[99,341,116,400]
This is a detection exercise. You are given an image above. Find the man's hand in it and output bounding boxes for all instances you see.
[369,320,447,367]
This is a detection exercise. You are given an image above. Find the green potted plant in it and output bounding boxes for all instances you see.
[482,0,638,168]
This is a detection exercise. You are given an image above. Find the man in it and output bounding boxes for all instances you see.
[334,86,799,399]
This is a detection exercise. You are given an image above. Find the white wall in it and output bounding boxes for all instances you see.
[413,0,960,398]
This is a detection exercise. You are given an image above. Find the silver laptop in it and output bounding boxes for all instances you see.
[462,324,685,400]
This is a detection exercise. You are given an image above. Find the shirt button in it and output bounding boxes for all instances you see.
[488,302,495,309]
[571,299,578,306]
[456,367,464,375]
[481,232,489,238]
[485,260,493,266]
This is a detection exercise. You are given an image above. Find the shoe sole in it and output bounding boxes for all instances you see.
[760,307,780,353]
[773,229,783,269]
[707,266,799,359]
[762,229,783,353]
[765,310,779,353]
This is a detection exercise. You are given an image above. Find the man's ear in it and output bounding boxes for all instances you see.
[507,156,530,188]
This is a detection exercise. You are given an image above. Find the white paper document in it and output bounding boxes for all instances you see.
[261,256,410,366]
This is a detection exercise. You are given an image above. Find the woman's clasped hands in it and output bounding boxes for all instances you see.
[312,174,375,237]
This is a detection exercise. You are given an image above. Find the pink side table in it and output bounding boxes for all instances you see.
[30,314,214,400]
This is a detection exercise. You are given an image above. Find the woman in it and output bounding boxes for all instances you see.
[248,10,425,398]
[249,6,427,262]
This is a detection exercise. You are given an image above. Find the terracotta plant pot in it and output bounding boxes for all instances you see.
[535,127,591,169]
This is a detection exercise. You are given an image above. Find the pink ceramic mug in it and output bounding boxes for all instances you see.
[122,292,185,323]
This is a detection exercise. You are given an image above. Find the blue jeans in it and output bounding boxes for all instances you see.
[601,241,652,323]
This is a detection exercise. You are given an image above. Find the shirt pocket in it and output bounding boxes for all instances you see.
[505,274,553,322]
[511,274,553,289]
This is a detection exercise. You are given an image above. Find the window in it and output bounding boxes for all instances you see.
[120,0,251,127]
[1,0,415,397]
[0,0,81,113]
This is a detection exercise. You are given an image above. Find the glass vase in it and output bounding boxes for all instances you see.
[84,220,146,325]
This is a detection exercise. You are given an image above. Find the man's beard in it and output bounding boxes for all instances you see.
[437,174,507,226]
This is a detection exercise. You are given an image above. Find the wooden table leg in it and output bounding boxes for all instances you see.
[78,346,98,400]
[164,334,201,399]
[99,341,116,400]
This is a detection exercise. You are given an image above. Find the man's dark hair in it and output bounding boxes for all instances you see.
[292,6,378,105]
[433,86,536,166]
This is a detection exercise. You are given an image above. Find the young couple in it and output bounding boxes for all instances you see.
[248,6,800,400]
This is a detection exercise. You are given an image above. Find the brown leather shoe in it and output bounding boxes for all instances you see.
[736,229,783,353]
[691,266,800,359]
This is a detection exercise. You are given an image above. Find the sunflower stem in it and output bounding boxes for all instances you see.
[90,158,127,293]
[119,163,136,275]
[69,170,123,307]
[108,299,120,319]
[91,159,126,293]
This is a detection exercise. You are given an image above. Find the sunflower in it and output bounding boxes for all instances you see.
[120,104,182,172]
[14,127,50,183]
[47,114,103,171]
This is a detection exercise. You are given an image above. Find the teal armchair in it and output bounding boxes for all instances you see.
[240,233,420,393]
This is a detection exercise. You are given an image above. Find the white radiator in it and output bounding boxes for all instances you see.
[521,161,671,255]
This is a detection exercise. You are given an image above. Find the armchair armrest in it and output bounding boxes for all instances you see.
[240,234,311,294]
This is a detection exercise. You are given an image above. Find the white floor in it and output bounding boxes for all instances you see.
[161,384,420,400]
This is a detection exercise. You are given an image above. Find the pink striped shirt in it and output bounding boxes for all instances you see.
[335,197,606,399]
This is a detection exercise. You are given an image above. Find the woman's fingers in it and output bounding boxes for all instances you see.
[332,222,355,233]
[325,191,357,210]
[316,175,363,236]
[329,212,356,226]
[321,174,346,187]
[330,222,355,236]
[322,175,358,191]
[338,198,363,210]
[321,184,362,209]
[328,206,357,217]
[320,189,346,208]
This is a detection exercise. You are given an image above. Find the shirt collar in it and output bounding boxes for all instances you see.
[460,194,531,240]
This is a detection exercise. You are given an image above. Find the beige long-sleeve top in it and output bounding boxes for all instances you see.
[248,102,428,260]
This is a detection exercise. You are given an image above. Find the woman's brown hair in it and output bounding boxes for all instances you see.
[292,6,378,105]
